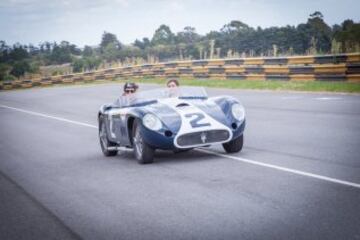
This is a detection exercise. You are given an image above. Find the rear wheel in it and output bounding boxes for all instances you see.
[99,116,118,156]
[132,120,155,164]
[222,134,243,153]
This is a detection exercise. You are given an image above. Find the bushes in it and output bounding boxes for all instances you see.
[3,74,16,81]
[71,57,101,73]
[0,63,11,81]
[72,58,85,73]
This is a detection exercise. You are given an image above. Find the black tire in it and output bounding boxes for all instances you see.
[222,134,243,153]
[99,115,118,156]
[132,120,155,164]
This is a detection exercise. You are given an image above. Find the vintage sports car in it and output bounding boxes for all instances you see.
[98,87,245,164]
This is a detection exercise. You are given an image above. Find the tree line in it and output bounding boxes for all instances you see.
[0,12,359,81]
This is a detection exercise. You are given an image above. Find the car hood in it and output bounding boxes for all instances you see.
[142,98,231,135]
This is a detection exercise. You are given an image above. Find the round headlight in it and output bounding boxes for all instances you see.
[143,113,162,131]
[231,103,245,121]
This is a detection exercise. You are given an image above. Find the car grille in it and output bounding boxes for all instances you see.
[176,130,230,147]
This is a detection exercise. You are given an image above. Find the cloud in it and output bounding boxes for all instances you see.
[1,0,359,47]
[113,0,129,7]
[168,0,184,11]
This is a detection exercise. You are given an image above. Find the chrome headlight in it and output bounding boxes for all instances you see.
[143,113,162,131]
[231,103,245,121]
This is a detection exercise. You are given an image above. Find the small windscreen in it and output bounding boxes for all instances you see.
[116,87,208,107]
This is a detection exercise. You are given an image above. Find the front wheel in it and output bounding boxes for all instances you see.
[132,120,155,164]
[222,134,243,153]
[99,115,118,156]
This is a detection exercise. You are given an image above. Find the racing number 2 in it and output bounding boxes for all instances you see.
[185,113,211,128]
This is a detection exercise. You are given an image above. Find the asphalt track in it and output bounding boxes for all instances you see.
[0,83,360,240]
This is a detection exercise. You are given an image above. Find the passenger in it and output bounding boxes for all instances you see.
[166,79,179,88]
[166,79,179,97]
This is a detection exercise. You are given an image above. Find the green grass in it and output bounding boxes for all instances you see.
[3,77,359,93]
[121,77,360,93]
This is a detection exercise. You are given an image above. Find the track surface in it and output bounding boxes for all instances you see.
[0,84,360,240]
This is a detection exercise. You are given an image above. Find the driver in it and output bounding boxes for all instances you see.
[116,82,139,107]
[123,82,138,96]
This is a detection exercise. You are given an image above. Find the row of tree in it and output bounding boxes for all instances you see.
[1,12,359,80]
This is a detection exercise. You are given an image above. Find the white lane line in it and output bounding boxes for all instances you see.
[281,96,303,100]
[197,148,360,189]
[315,97,342,101]
[0,104,97,129]
[1,104,360,189]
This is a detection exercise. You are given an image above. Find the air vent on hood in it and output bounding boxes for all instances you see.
[176,103,190,107]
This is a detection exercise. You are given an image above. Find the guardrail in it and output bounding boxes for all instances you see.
[1,53,359,90]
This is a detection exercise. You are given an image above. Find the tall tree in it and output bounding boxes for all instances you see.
[176,26,200,44]
[133,37,151,50]
[306,11,332,53]
[10,60,30,78]
[83,45,94,57]
[50,42,72,64]
[9,43,29,61]
[333,20,360,52]
[151,25,175,45]
[103,42,119,62]
[100,32,121,50]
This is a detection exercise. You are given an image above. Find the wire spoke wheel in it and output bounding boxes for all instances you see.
[99,122,108,149]
[98,116,118,156]
[134,126,143,159]
[132,119,155,164]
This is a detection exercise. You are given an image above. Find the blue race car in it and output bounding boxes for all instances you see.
[98,87,245,164]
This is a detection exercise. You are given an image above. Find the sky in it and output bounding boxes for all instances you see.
[0,0,359,47]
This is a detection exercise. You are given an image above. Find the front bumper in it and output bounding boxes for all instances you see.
[140,119,245,150]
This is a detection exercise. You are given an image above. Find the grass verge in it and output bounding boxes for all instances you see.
[124,77,360,93]
[2,77,359,93]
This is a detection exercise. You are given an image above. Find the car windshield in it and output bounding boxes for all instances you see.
[116,86,208,107]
